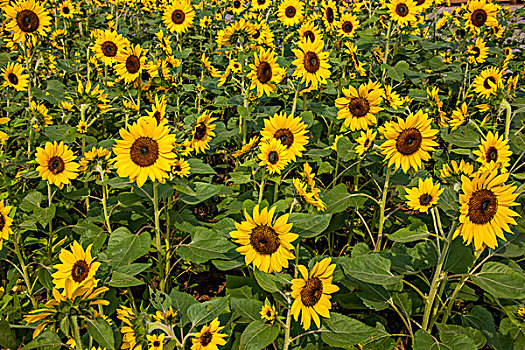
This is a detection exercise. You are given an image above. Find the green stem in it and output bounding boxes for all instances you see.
[71,315,83,350]
[354,158,361,191]
[13,233,37,308]
[290,83,300,117]
[502,99,512,140]
[47,182,53,259]
[374,166,391,252]
[273,177,280,204]
[153,182,165,292]
[282,297,293,350]
[381,20,393,83]
[101,175,112,234]
[258,171,266,205]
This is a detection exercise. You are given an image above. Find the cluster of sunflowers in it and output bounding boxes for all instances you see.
[0,0,525,348]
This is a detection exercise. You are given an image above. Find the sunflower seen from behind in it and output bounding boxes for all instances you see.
[4,0,52,43]
[230,204,297,273]
[387,0,420,27]
[292,38,331,90]
[258,138,291,175]
[162,0,195,33]
[35,141,79,189]
[191,111,217,154]
[473,131,512,172]
[93,29,129,66]
[2,62,29,91]
[291,257,339,330]
[277,0,304,27]
[191,318,228,350]
[113,116,176,187]
[0,200,14,251]
[247,49,285,98]
[454,169,520,250]
[114,44,147,83]
[260,112,309,161]
[405,178,444,213]
[336,81,384,131]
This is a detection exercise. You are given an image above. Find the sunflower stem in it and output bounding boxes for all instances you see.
[374,166,391,252]
[282,298,293,350]
[101,173,112,234]
[153,182,166,292]
[71,315,84,350]
[502,99,512,141]
[290,82,300,118]
[353,158,361,191]
[47,181,54,259]
[12,232,37,309]
[381,20,393,83]
[258,171,266,205]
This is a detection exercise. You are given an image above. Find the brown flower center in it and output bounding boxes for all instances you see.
[485,146,498,162]
[0,214,5,232]
[364,139,370,148]
[258,0,266,4]
[274,128,294,147]
[142,70,151,81]
[395,128,422,155]
[71,259,89,282]
[468,188,497,225]
[153,341,160,347]
[174,165,182,172]
[471,46,481,58]
[200,331,213,346]
[17,9,40,33]
[416,0,425,5]
[303,52,320,73]
[483,76,496,90]
[471,9,487,27]
[395,3,409,17]
[48,156,65,175]
[419,193,432,206]
[349,97,370,118]
[101,41,118,57]
[171,9,185,24]
[233,0,241,8]
[300,277,323,307]
[126,55,141,74]
[153,111,162,124]
[194,123,207,141]
[63,6,70,14]
[130,137,159,167]
[285,6,296,18]
[342,21,353,33]
[303,30,315,42]
[8,73,19,85]
[250,225,280,254]
[325,7,334,23]
[257,61,273,84]
[268,151,279,164]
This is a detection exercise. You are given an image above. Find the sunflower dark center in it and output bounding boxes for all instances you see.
[258,0,265,4]
[468,188,497,225]
[303,30,315,42]
[274,128,294,147]
[396,128,422,156]
[130,137,159,167]
[396,3,409,17]
[483,76,496,90]
[416,0,425,5]
[171,9,185,24]
[174,165,182,172]
[63,6,70,14]
[268,151,279,164]
[349,97,370,118]
[0,214,5,231]
[471,9,487,27]
[419,193,433,206]
[300,277,323,307]
[17,9,40,33]
[234,0,241,8]
[326,7,334,23]
[153,111,162,123]
[342,21,353,33]
[486,146,498,162]
[126,55,141,74]
[250,225,280,254]
[471,46,481,58]
[8,73,19,85]
[267,310,272,316]
[142,70,151,81]
[71,260,89,282]
[153,341,160,347]
[253,29,261,39]
[101,41,118,57]
[194,123,207,140]
[200,331,213,346]
[285,6,296,18]
[364,139,370,148]
[257,62,273,84]
[304,52,320,73]
[48,156,65,175]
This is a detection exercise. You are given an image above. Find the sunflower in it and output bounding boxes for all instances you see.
[355,129,377,157]
[298,22,321,43]
[58,0,75,18]
[51,241,100,292]
[118,306,147,350]
[440,159,474,180]
[473,131,512,172]
[146,94,168,125]
[172,158,191,177]
[151,306,178,324]
[260,305,276,322]
[230,0,245,14]
[258,139,291,175]
[76,121,88,134]
[414,0,432,11]
[162,0,195,33]
[405,177,444,213]
[147,334,165,350]
[4,0,52,43]
[260,112,309,161]
[292,39,331,89]
[322,0,338,30]
[464,0,498,31]
[2,62,29,91]
[35,141,79,189]
[230,204,297,273]
[247,49,285,98]
[114,44,147,83]
[473,67,502,99]
[232,136,259,158]
[338,13,359,38]
[291,257,339,330]
[467,38,488,65]
[94,29,129,66]
[379,110,439,173]
[387,0,420,27]
[449,102,468,130]
[277,0,304,27]
[191,318,228,350]
[252,0,272,11]
[79,147,113,174]
[191,111,217,154]
[384,84,404,110]
[0,200,13,251]
[336,81,384,131]
[50,28,67,50]
[454,169,520,250]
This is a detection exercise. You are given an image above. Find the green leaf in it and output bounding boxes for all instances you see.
[321,313,376,346]
[187,159,217,175]
[340,254,402,285]
[169,289,198,326]
[324,184,370,214]
[384,60,409,82]
[289,213,332,238]
[22,330,62,350]
[253,269,281,293]
[108,272,144,287]
[239,320,280,350]
[115,263,151,276]
[388,220,430,243]
[440,124,480,148]
[85,317,116,350]
[0,320,20,349]
[471,262,525,299]
[105,227,151,267]
[20,192,43,212]
[231,298,263,324]
[437,324,486,349]
[180,182,226,205]
[187,297,229,327]
[177,227,235,264]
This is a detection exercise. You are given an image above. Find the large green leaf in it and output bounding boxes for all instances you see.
[85,317,115,350]
[321,313,376,347]
[105,227,151,267]
[288,212,332,238]
[22,330,62,350]
[340,254,402,285]
[231,298,263,324]
[169,290,197,326]
[323,184,370,214]
[187,297,229,327]
[0,320,19,349]
[108,272,144,287]
[177,227,236,264]
[471,262,525,299]
[239,320,280,350]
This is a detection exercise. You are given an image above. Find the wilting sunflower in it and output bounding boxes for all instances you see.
[162,0,195,33]
[260,112,309,161]
[298,22,321,43]
[35,141,79,189]
[147,334,165,350]
[252,0,272,11]
[114,44,147,83]
[191,111,217,154]
[247,49,285,98]
[336,81,384,131]
[440,159,474,180]
[0,200,13,251]
[449,102,468,130]
[384,84,404,110]
[473,131,512,172]
[232,136,259,158]
[191,318,228,350]
[291,257,339,330]
[473,67,502,99]
[113,117,176,187]
[2,62,29,91]
[277,0,304,26]
[405,178,444,213]
[292,39,331,89]
[355,129,377,157]
[94,29,129,66]
[464,0,498,31]
[51,241,101,291]
[387,0,420,27]
[172,158,191,177]
[468,38,488,65]
[338,13,359,38]
[258,139,291,175]
[4,0,52,43]
[230,204,297,273]
[454,169,519,250]
[58,0,75,18]
[379,111,439,173]
[146,94,168,125]
[260,305,276,322]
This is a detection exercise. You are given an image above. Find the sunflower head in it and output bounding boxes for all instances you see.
[191,318,228,350]
[258,138,291,174]
[35,141,79,189]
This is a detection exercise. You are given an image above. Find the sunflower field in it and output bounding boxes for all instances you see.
[1,0,525,348]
